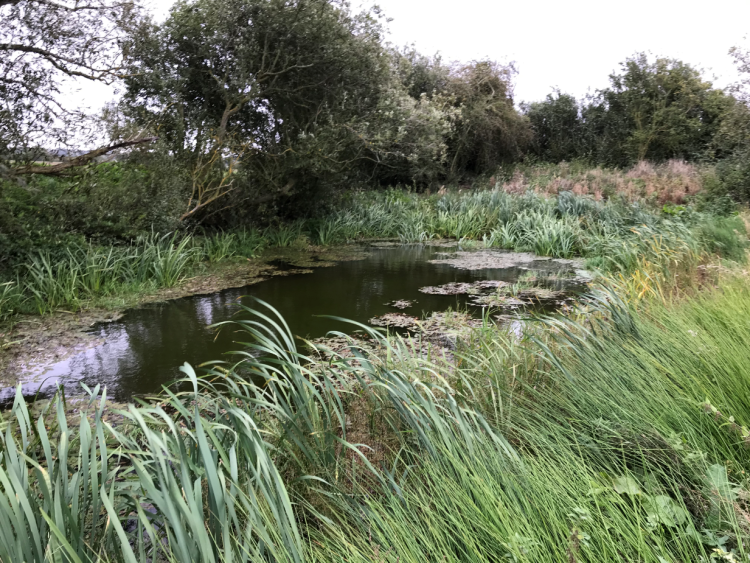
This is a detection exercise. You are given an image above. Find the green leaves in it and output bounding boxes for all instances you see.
[705,464,741,502]
[643,495,689,528]
[612,476,642,496]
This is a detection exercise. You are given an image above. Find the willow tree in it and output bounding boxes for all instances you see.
[445,61,532,177]
[0,0,147,167]
[122,0,400,220]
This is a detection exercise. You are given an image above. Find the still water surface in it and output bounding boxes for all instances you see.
[5,245,580,403]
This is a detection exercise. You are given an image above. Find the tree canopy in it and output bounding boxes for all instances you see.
[2,0,750,244]
[0,0,145,160]
[525,53,733,166]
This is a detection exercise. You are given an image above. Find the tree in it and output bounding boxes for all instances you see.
[708,45,750,202]
[0,0,146,163]
[445,61,531,176]
[586,53,731,166]
[524,91,586,162]
[392,47,450,101]
[122,0,399,219]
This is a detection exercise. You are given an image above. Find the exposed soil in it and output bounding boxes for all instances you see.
[0,245,368,388]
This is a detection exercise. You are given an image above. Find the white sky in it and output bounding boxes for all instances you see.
[69,0,750,114]
[367,0,750,102]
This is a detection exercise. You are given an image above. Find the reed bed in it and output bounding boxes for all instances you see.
[3,280,750,561]
[1,184,745,319]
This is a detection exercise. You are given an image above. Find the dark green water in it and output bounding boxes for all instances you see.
[3,245,581,403]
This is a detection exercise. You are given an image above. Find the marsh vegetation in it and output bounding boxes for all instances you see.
[4,0,750,561]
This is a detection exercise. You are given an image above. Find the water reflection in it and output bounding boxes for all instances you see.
[2,246,580,403]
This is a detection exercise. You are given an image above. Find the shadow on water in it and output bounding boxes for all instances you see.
[1,245,583,404]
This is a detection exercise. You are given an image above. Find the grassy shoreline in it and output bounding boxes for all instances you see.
[0,244,369,387]
[3,175,746,321]
[2,177,745,392]
[3,267,750,561]
[1,169,749,561]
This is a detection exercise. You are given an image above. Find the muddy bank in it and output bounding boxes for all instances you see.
[0,245,368,388]
[0,243,592,403]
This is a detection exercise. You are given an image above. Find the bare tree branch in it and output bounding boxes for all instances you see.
[0,43,122,80]
[12,136,158,175]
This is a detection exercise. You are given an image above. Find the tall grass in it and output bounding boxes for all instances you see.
[0,281,23,322]
[11,233,199,314]
[3,181,744,320]
[264,222,305,248]
[150,232,196,286]
[307,281,750,562]
[0,299,511,561]
[202,231,237,263]
[4,284,750,560]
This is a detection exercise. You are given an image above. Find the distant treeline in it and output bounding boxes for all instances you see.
[2,0,750,266]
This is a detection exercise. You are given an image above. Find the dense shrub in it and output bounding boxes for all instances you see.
[523,54,734,168]
[0,155,188,270]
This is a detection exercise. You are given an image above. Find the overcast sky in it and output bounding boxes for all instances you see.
[70,0,750,114]
[367,0,750,102]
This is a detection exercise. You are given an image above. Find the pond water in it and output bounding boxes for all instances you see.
[3,245,585,403]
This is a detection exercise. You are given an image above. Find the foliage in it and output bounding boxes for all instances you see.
[0,281,23,322]
[0,158,187,268]
[122,0,394,215]
[3,234,198,315]
[707,47,750,202]
[6,282,750,560]
[119,2,537,218]
[698,215,747,262]
[445,61,532,176]
[202,231,237,263]
[0,0,145,161]
[524,90,587,162]
[524,53,733,167]
[595,53,731,164]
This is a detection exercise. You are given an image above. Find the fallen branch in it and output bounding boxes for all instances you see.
[12,136,158,175]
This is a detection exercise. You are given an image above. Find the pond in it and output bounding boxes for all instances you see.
[2,244,588,403]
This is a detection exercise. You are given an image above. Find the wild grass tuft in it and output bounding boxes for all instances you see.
[0,281,23,321]
[202,231,237,263]
[6,284,750,560]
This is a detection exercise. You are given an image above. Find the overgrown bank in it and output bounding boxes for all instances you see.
[3,266,750,561]
[2,161,746,323]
